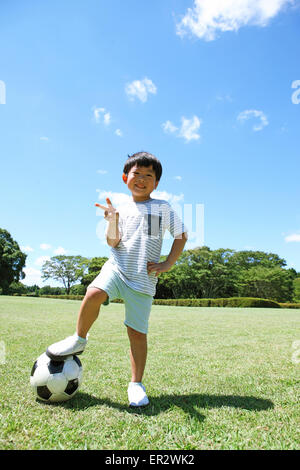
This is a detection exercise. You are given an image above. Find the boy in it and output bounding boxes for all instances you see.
[46,152,188,406]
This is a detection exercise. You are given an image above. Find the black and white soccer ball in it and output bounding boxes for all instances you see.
[30,352,83,403]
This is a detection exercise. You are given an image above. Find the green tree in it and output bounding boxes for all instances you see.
[0,229,27,294]
[235,266,294,302]
[41,255,89,294]
[155,255,178,298]
[156,247,294,301]
[174,246,237,298]
[227,250,287,270]
[293,277,300,302]
[7,281,27,295]
[81,257,108,287]
[70,284,87,295]
[156,247,237,299]
[39,285,65,295]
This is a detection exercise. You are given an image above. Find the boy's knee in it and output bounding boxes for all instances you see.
[127,326,146,340]
[85,287,108,305]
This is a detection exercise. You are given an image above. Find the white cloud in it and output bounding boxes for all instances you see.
[21,267,62,287]
[162,120,178,134]
[93,107,111,125]
[35,256,51,267]
[216,94,233,102]
[21,267,43,286]
[176,0,294,41]
[179,116,202,141]
[93,107,122,136]
[103,112,111,125]
[53,246,66,255]
[40,243,51,250]
[40,136,49,141]
[152,190,184,205]
[97,169,108,175]
[162,115,202,142]
[237,109,269,131]
[285,233,300,243]
[21,245,34,253]
[93,107,105,123]
[125,78,157,103]
[96,190,132,208]
[115,128,123,137]
[96,189,184,207]
[174,176,183,181]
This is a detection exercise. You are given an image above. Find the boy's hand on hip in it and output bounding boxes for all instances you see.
[95,198,119,221]
[147,261,172,277]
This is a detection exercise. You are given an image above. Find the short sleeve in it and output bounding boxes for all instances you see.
[163,202,188,239]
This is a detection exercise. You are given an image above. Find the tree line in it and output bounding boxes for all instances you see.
[1,228,300,302]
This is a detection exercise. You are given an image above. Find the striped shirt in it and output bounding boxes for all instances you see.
[105,198,187,296]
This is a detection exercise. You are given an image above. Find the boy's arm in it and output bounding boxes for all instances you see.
[106,215,121,248]
[95,198,121,248]
[147,232,188,277]
[165,232,188,267]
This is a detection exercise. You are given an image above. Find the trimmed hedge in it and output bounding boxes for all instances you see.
[152,297,281,308]
[37,294,84,301]
[279,302,300,309]
[14,294,300,308]
[36,294,283,308]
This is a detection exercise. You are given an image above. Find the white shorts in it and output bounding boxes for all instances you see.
[88,262,153,334]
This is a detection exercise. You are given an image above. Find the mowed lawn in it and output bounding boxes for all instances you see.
[0,295,299,450]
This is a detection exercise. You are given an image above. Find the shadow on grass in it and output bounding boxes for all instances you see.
[55,392,274,422]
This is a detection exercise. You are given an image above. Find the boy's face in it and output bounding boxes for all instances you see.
[125,164,159,202]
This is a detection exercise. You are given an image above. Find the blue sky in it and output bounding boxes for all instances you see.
[0,0,300,286]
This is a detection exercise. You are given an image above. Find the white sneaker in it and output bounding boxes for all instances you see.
[128,382,149,407]
[46,333,88,361]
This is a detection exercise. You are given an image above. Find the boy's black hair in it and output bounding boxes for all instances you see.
[123,151,162,181]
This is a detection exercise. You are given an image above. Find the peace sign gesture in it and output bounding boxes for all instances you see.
[95,198,119,221]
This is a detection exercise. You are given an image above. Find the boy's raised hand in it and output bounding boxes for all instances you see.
[95,198,119,221]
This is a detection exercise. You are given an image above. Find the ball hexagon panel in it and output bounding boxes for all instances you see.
[37,385,52,400]
[63,357,80,380]
[30,352,83,403]
[47,372,68,394]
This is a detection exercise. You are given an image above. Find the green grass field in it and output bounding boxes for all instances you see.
[0,295,299,450]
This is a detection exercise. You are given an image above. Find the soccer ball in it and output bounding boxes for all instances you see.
[30,352,83,403]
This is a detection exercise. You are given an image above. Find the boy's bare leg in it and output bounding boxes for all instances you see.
[127,326,147,383]
[46,288,108,359]
[76,288,108,338]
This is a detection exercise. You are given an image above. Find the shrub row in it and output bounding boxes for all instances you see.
[37,294,84,301]
[34,294,286,308]
[152,297,281,308]
[21,294,300,308]
[279,302,300,309]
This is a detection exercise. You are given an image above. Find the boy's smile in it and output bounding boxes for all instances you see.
[125,164,159,202]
